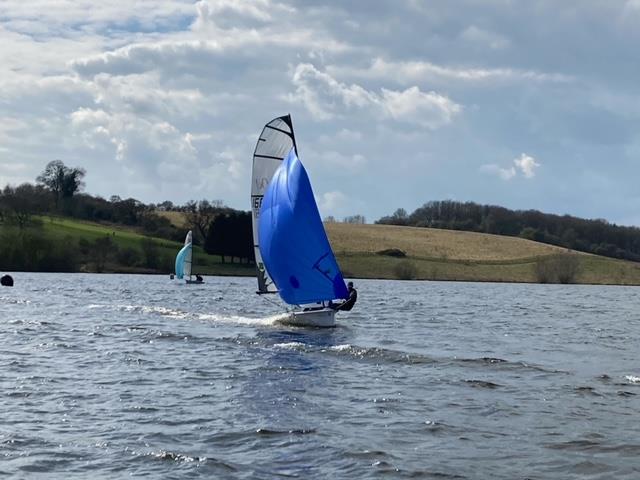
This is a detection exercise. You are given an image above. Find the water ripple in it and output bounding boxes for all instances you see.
[2,274,639,479]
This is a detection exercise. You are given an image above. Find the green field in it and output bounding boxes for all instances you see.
[28,215,640,284]
[37,216,254,276]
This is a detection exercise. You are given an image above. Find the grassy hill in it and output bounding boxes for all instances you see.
[36,216,253,276]
[157,211,640,284]
[325,223,640,285]
[17,215,640,284]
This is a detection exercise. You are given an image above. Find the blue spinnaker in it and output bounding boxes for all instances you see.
[259,148,349,305]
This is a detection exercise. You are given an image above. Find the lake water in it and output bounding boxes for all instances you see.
[1,273,639,479]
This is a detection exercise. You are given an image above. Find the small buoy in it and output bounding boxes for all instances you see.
[1,274,14,287]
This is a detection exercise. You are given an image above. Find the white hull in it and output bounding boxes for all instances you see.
[280,308,336,328]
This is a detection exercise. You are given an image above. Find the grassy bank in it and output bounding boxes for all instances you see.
[325,223,640,285]
[11,216,254,276]
[156,212,640,284]
[6,216,640,284]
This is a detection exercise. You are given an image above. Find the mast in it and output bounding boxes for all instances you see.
[186,232,192,282]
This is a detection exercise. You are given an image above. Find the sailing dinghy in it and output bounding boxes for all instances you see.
[175,230,203,284]
[251,115,349,327]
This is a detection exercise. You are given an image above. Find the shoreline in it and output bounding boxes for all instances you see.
[4,268,640,287]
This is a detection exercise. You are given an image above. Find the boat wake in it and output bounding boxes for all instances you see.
[86,303,296,327]
[198,312,292,326]
[273,341,307,350]
[625,375,640,384]
[88,304,188,319]
[1,297,31,305]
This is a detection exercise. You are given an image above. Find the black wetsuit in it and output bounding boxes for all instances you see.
[337,287,357,311]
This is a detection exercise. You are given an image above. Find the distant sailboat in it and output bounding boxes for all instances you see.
[175,231,203,284]
[251,115,349,327]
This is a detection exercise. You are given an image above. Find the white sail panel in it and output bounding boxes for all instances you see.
[250,115,296,293]
[184,231,193,279]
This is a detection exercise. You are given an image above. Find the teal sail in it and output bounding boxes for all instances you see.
[258,148,349,305]
[175,231,193,280]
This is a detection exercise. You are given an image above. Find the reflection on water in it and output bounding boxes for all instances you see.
[1,273,640,479]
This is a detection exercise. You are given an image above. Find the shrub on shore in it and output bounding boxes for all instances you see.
[534,254,581,284]
[394,260,418,280]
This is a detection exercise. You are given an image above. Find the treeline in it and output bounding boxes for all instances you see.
[0,160,255,272]
[0,169,183,242]
[0,223,78,272]
[205,211,253,263]
[324,214,367,224]
[377,200,640,262]
[0,222,175,273]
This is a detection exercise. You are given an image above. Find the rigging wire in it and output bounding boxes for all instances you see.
[258,292,291,312]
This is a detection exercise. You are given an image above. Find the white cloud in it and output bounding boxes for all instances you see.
[289,63,374,120]
[480,163,517,180]
[195,0,289,23]
[1,0,639,224]
[290,63,461,128]
[514,153,541,178]
[317,190,366,219]
[328,58,572,87]
[303,147,367,173]
[460,25,510,50]
[381,86,461,128]
[190,0,349,53]
[0,160,30,187]
[319,190,348,213]
[481,153,540,181]
[0,1,194,36]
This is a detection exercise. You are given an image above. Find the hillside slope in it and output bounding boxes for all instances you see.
[325,223,640,285]
[26,215,640,284]
[326,223,566,261]
[36,216,253,276]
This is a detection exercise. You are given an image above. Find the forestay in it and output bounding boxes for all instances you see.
[258,148,349,305]
[250,115,296,294]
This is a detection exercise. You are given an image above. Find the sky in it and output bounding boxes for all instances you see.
[2,0,640,224]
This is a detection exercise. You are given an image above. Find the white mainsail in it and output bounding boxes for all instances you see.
[250,115,296,294]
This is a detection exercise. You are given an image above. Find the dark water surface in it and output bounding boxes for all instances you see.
[1,273,640,479]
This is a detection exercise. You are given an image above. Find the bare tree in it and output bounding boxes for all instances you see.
[36,160,86,209]
[185,200,225,242]
[343,214,366,224]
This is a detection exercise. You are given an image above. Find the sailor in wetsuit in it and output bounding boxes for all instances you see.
[334,281,357,311]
